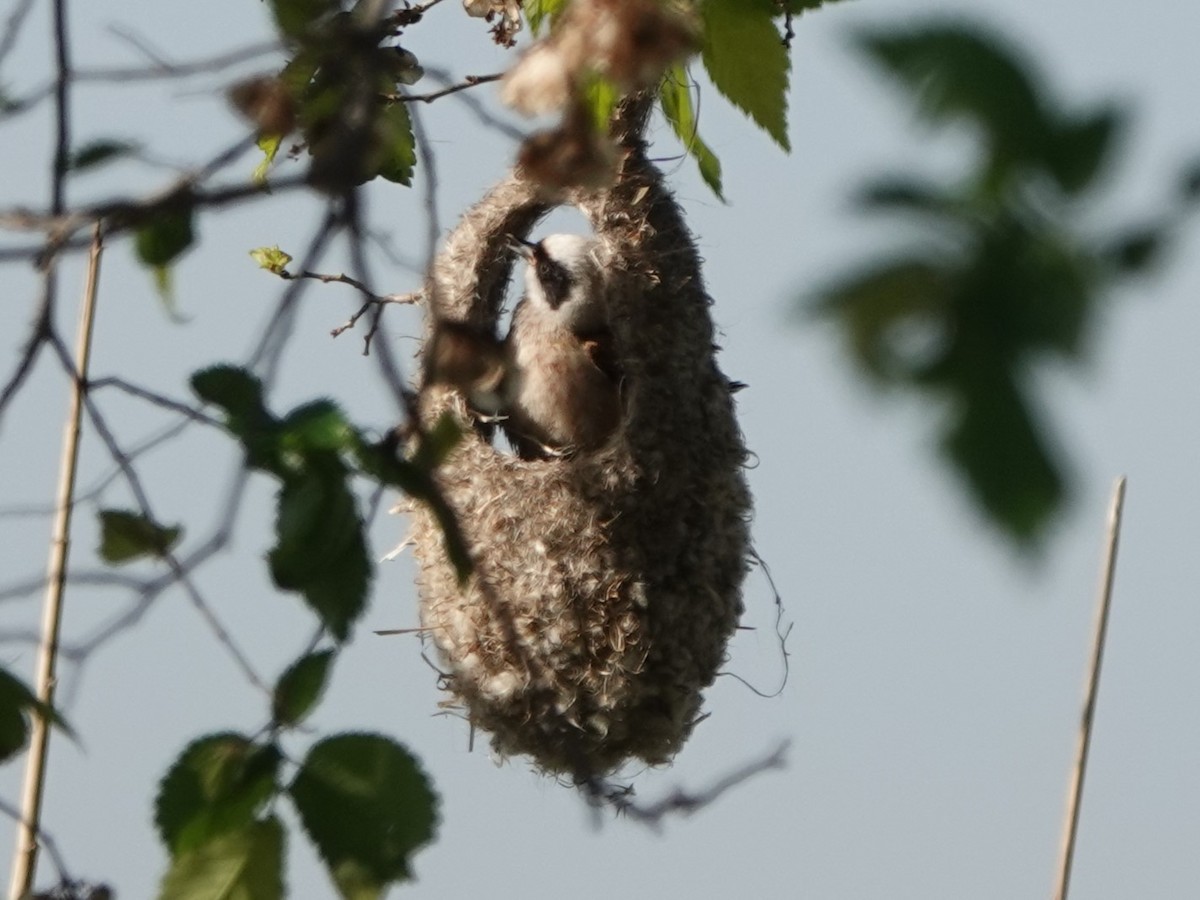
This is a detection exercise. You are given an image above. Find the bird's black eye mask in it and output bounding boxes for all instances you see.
[533,247,574,309]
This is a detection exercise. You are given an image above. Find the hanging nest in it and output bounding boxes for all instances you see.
[409,102,751,777]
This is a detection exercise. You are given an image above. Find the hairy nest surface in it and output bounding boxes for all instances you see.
[410,105,751,776]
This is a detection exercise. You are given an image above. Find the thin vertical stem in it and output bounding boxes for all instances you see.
[9,225,103,900]
[1052,476,1127,900]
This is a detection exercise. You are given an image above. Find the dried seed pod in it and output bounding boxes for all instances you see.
[410,100,750,777]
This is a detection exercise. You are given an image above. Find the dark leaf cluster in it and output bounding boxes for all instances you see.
[813,22,1188,543]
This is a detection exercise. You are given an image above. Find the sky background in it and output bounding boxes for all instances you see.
[2,0,1200,898]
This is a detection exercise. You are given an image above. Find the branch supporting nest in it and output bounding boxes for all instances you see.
[408,97,751,777]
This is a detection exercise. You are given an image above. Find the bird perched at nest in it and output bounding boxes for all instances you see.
[425,233,622,459]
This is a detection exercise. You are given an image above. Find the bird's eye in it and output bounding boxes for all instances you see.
[536,257,573,309]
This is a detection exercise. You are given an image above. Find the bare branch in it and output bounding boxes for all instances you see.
[86,377,221,427]
[582,741,791,827]
[0,0,35,69]
[394,72,503,104]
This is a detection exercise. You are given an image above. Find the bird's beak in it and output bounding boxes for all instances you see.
[506,234,538,260]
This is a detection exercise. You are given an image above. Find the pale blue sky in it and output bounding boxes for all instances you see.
[2,1,1199,898]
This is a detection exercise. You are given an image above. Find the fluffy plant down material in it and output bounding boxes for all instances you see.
[409,101,751,777]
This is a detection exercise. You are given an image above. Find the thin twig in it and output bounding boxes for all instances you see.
[76,30,280,82]
[583,741,790,827]
[1052,476,1127,900]
[9,223,101,900]
[86,377,222,426]
[396,72,503,104]
[0,0,35,68]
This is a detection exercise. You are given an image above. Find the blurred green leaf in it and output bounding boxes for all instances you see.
[280,401,354,455]
[523,0,569,34]
[98,510,183,564]
[700,0,790,150]
[373,101,417,186]
[0,667,72,763]
[268,0,336,39]
[135,204,195,269]
[269,469,370,642]
[941,370,1064,543]
[659,66,724,201]
[68,139,139,172]
[1043,108,1122,195]
[857,25,1049,176]
[272,650,335,727]
[157,815,285,900]
[155,734,282,855]
[191,365,282,471]
[289,734,438,898]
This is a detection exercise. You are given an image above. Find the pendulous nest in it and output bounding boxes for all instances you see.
[409,102,751,777]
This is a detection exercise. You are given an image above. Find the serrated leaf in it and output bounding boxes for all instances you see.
[191,366,283,470]
[373,102,416,186]
[659,66,724,201]
[98,509,183,564]
[249,245,293,275]
[272,650,335,727]
[158,816,285,900]
[191,366,266,421]
[289,734,438,897]
[68,139,139,172]
[155,734,282,855]
[269,471,371,641]
[699,0,790,150]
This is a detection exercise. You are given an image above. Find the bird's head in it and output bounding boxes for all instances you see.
[511,233,608,331]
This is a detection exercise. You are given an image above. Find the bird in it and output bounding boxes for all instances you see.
[425,233,622,459]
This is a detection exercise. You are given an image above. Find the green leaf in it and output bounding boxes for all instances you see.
[249,245,293,275]
[191,366,266,422]
[814,256,953,383]
[191,366,282,470]
[699,0,790,150]
[0,667,74,763]
[1044,107,1123,195]
[523,0,569,34]
[941,370,1064,545]
[289,734,439,897]
[269,471,371,642]
[659,65,724,201]
[158,816,285,900]
[268,0,336,39]
[856,25,1051,181]
[254,134,284,184]
[410,413,462,472]
[135,204,195,269]
[373,101,416,186]
[98,509,183,564]
[279,401,353,455]
[581,74,621,133]
[272,650,335,727]
[68,139,139,172]
[155,734,282,855]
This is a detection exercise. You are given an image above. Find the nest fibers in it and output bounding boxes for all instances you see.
[410,109,751,777]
